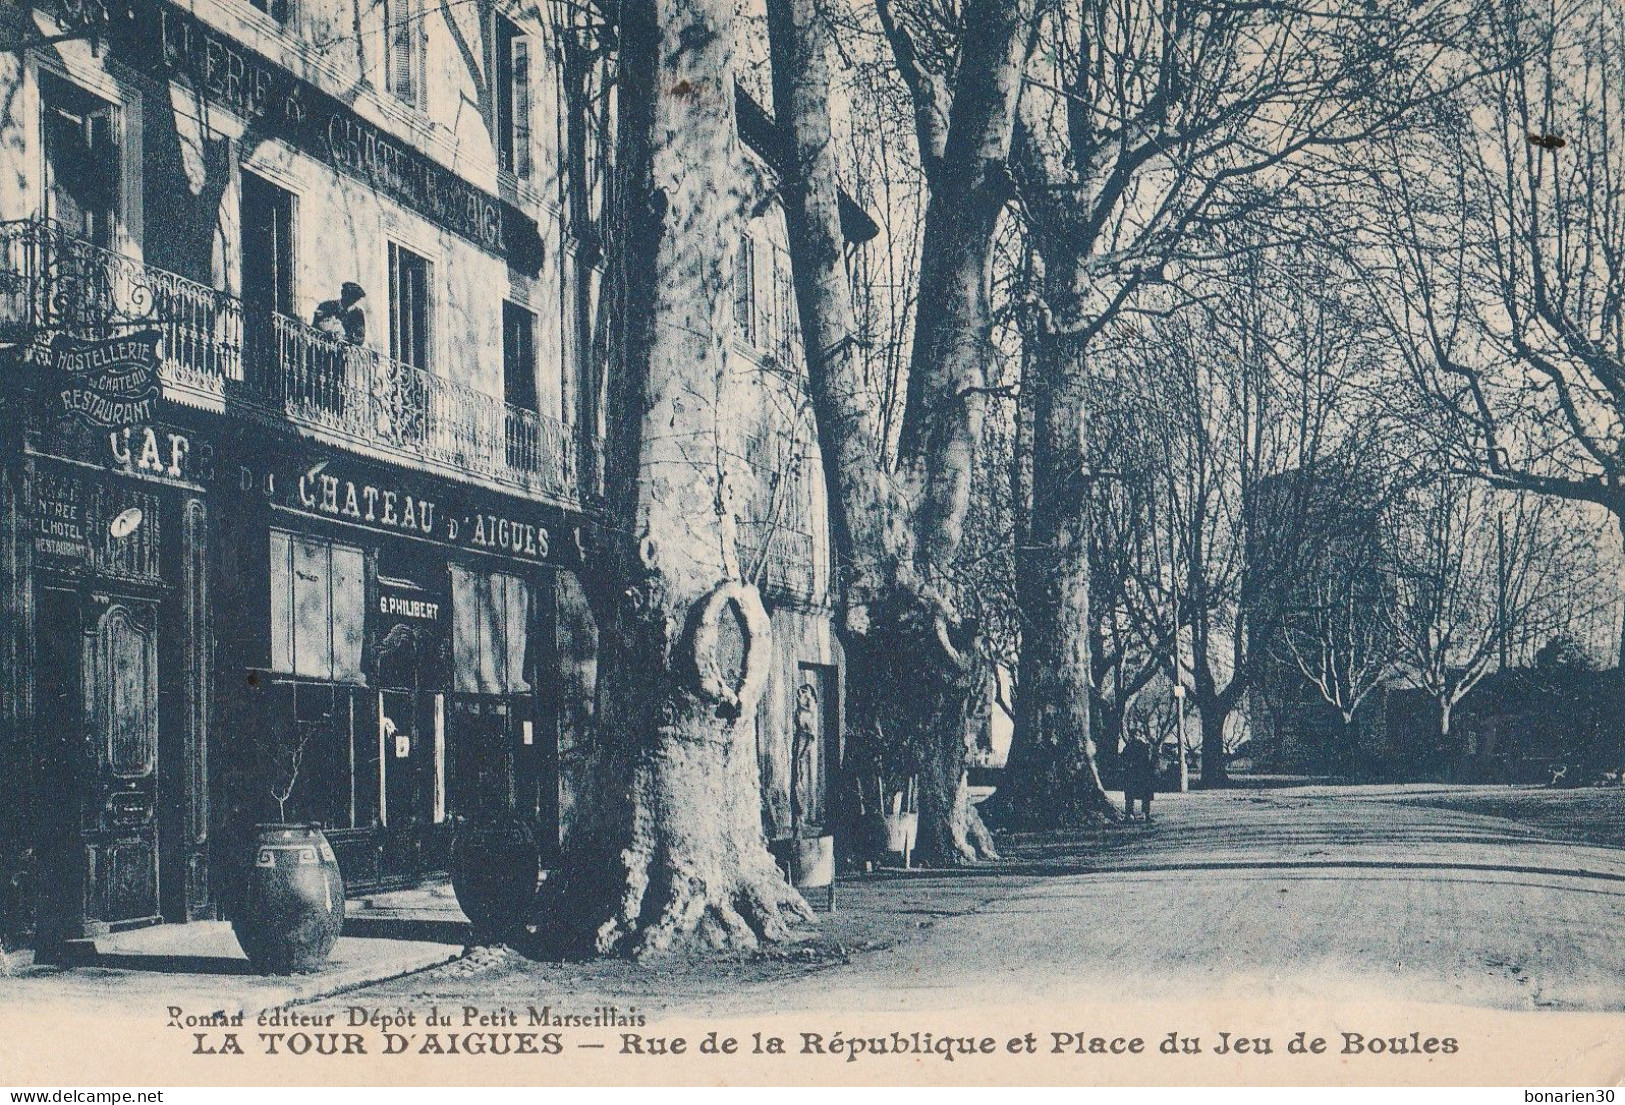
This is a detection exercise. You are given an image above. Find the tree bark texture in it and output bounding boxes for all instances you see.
[562,0,811,957]
[1616,509,1625,666]
[986,14,1125,829]
[1197,700,1231,788]
[768,0,1036,864]
[990,323,1118,828]
[764,0,902,621]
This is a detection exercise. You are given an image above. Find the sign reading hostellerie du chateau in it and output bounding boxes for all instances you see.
[52,330,162,427]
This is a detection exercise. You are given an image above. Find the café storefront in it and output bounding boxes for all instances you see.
[2,372,217,952]
[0,357,597,949]
[209,434,593,891]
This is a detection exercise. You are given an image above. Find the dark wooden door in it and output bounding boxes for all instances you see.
[86,595,162,927]
[240,172,296,397]
[41,73,120,251]
[36,588,162,934]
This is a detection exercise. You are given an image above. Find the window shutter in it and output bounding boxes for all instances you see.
[292,536,333,679]
[330,544,366,683]
[477,572,502,693]
[270,531,294,674]
[512,33,532,178]
[504,574,531,693]
[734,236,755,345]
[389,0,418,105]
[451,564,480,694]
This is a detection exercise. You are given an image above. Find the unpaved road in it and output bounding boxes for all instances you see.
[345,786,1625,1017]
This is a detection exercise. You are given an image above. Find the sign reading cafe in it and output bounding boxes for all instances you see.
[53,329,161,427]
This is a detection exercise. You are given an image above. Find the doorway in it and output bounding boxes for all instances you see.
[41,72,120,251]
[240,173,295,318]
[240,172,295,397]
[34,586,162,937]
[792,663,839,834]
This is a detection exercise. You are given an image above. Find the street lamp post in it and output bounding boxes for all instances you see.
[1173,683,1189,793]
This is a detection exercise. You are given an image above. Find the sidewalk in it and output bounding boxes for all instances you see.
[1,885,469,1012]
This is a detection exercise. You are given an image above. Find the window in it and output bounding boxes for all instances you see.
[494,16,532,178]
[770,249,794,360]
[248,0,290,23]
[383,0,424,108]
[503,301,538,414]
[734,234,757,347]
[503,301,539,469]
[269,530,366,682]
[240,172,296,318]
[450,566,531,695]
[41,73,120,249]
[388,242,432,371]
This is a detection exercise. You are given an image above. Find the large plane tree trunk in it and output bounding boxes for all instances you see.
[1196,699,1232,788]
[562,0,811,957]
[769,0,1036,866]
[979,17,1123,831]
[990,318,1118,828]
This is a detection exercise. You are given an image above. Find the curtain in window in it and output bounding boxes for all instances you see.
[450,565,531,695]
[511,33,532,178]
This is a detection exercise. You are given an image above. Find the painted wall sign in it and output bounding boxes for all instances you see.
[104,0,542,269]
[33,466,92,565]
[379,587,442,623]
[236,454,588,569]
[52,330,161,427]
[107,424,214,484]
[32,463,164,581]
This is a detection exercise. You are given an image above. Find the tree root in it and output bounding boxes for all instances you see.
[594,857,815,960]
[986,774,1122,831]
[966,801,1000,861]
[913,797,1002,867]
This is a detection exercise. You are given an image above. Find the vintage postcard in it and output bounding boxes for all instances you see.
[1,0,1623,1089]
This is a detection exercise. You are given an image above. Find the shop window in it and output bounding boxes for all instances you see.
[384,0,425,109]
[388,242,432,372]
[450,566,531,695]
[494,15,532,178]
[269,530,366,683]
[41,72,120,249]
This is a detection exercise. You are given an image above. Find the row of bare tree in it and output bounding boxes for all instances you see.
[546,0,1625,957]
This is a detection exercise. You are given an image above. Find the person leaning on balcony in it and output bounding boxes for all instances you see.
[313,281,367,344]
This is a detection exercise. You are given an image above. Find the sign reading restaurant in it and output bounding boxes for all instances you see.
[52,329,161,427]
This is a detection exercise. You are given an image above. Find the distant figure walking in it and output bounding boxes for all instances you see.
[1121,736,1156,822]
[313,281,367,344]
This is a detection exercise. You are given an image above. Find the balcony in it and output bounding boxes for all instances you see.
[0,219,577,506]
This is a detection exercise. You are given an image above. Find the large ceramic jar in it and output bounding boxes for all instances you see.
[789,834,836,911]
[450,815,542,940]
[231,824,345,974]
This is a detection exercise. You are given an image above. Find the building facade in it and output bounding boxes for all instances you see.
[0,0,849,953]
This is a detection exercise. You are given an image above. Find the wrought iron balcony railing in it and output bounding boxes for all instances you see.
[0,219,577,504]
